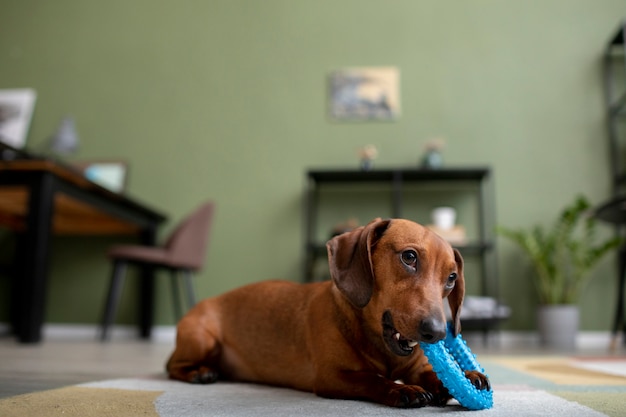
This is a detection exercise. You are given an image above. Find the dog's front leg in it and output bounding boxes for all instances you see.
[315,371,433,408]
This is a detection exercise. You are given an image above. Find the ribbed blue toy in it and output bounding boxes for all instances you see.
[420,322,493,410]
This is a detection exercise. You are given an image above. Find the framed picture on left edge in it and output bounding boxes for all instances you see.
[0,89,37,148]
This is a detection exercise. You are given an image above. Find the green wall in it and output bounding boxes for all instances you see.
[0,0,624,331]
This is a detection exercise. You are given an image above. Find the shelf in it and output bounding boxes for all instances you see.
[599,21,626,345]
[308,167,491,184]
[305,166,496,279]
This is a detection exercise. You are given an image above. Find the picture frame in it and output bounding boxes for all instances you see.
[73,160,128,193]
[0,89,37,148]
[328,67,400,121]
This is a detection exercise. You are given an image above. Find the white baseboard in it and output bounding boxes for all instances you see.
[0,322,620,351]
[0,322,177,344]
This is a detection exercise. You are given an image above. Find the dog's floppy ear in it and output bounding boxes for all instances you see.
[326,218,390,308]
[447,248,466,337]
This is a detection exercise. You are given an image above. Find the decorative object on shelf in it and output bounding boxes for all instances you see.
[328,67,400,121]
[329,218,360,238]
[357,144,378,170]
[0,88,37,149]
[497,195,622,350]
[47,115,79,154]
[420,138,445,169]
[427,206,467,245]
[432,206,456,230]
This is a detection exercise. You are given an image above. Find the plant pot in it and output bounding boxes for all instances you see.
[536,305,579,351]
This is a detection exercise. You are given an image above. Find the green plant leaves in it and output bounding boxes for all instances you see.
[497,195,622,305]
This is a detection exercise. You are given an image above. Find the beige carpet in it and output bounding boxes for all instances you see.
[1,356,625,417]
[489,356,626,386]
[0,386,161,417]
[487,356,626,417]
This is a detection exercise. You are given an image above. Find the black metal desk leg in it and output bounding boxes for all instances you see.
[16,173,55,344]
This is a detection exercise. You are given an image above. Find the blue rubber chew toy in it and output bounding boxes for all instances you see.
[420,322,493,410]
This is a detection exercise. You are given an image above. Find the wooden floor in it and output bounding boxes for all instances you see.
[0,330,174,399]
[0,327,623,400]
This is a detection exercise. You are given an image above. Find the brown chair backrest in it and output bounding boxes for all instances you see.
[164,201,215,270]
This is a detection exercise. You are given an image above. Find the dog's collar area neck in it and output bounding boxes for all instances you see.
[381,311,418,357]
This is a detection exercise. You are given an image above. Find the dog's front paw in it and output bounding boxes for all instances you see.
[169,366,219,384]
[389,385,433,408]
[464,370,491,391]
[429,386,452,407]
[190,366,219,384]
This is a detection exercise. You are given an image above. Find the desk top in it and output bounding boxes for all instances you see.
[0,158,167,235]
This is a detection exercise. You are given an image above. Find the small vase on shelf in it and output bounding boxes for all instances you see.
[420,138,445,169]
[357,145,378,171]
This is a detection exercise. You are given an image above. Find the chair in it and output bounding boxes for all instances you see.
[99,201,215,341]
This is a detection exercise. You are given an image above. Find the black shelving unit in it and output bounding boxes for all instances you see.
[604,20,626,192]
[303,167,505,333]
[595,20,626,348]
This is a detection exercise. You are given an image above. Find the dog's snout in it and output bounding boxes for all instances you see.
[419,317,446,343]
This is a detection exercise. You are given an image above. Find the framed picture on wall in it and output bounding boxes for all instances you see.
[328,67,400,121]
[0,89,37,148]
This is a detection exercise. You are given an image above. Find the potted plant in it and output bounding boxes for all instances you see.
[497,195,622,350]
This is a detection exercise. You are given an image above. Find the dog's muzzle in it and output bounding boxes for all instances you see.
[382,311,446,356]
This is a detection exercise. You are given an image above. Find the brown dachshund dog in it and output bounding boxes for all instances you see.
[166,218,490,408]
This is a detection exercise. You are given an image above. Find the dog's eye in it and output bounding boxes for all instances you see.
[400,250,418,268]
[445,273,458,289]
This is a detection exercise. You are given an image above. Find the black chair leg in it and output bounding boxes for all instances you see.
[100,260,128,341]
[170,270,183,321]
[182,270,196,308]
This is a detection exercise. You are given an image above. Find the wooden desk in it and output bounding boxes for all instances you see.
[0,159,167,343]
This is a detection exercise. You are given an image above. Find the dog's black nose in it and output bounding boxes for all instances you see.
[419,317,446,343]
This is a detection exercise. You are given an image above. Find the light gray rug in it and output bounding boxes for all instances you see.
[81,376,607,417]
